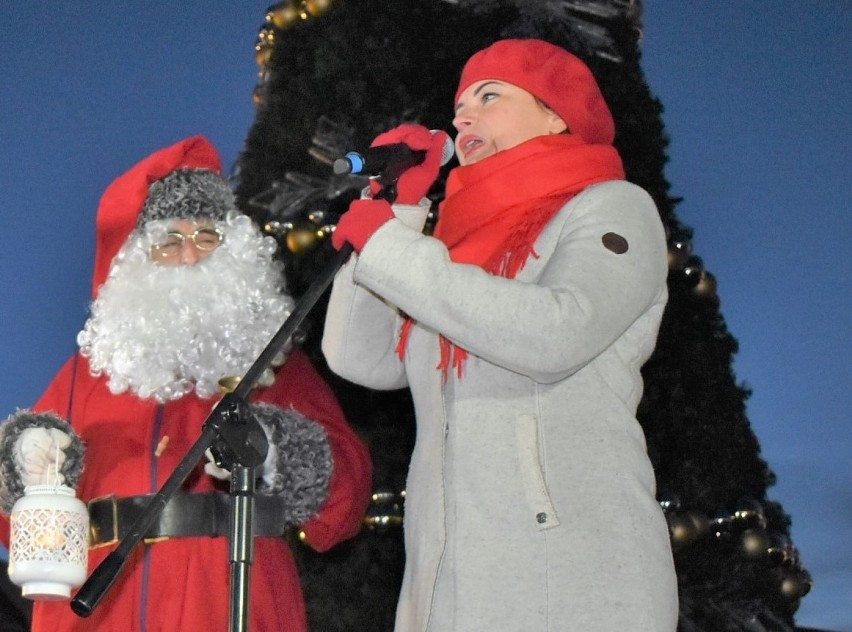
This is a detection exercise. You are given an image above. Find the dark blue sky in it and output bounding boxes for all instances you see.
[641,5,850,629]
[1,2,849,629]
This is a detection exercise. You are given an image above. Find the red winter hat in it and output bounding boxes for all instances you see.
[91,136,222,296]
[455,39,615,146]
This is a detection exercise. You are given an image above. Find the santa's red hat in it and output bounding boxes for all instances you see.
[455,39,615,146]
[91,136,222,296]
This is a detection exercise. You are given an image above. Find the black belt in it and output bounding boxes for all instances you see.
[87,492,290,547]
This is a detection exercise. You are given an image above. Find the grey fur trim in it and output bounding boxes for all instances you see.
[250,402,332,528]
[0,410,86,514]
[138,168,237,225]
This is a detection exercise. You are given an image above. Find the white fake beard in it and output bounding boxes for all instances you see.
[78,213,294,402]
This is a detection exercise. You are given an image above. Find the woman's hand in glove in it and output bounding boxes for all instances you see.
[332,125,449,252]
[369,124,449,204]
[331,199,394,253]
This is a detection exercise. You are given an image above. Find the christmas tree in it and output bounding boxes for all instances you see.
[235,1,812,629]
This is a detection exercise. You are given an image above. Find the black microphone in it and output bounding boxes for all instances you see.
[333,132,455,180]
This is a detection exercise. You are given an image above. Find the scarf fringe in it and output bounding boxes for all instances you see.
[397,319,467,382]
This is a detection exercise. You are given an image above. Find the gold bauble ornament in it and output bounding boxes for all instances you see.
[739,528,769,558]
[285,225,332,254]
[693,270,718,299]
[667,511,708,551]
[303,0,333,17]
[681,256,704,287]
[252,84,265,107]
[286,228,317,253]
[779,572,811,600]
[267,2,299,29]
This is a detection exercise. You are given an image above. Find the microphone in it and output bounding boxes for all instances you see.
[333,131,455,179]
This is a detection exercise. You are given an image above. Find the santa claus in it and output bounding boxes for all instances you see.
[0,136,372,631]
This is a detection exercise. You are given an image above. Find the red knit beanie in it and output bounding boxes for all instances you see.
[91,136,222,297]
[455,39,615,146]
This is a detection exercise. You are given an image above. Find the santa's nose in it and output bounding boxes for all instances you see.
[178,241,203,265]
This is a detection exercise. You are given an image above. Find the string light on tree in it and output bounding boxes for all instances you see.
[255,26,276,66]
[667,237,692,271]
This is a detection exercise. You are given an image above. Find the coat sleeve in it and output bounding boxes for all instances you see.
[258,349,372,552]
[321,198,431,390]
[349,181,668,384]
[322,256,410,390]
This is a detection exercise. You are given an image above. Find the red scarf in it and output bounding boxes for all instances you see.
[396,134,625,379]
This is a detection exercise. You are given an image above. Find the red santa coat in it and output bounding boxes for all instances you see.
[11,348,371,632]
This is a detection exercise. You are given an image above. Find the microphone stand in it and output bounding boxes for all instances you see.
[70,245,355,630]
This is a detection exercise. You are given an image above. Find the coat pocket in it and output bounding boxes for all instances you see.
[516,413,560,531]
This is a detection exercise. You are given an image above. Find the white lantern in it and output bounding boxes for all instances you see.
[8,484,89,600]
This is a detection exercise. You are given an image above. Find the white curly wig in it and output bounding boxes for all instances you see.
[78,211,293,402]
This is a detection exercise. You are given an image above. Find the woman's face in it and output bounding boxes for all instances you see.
[452,80,567,166]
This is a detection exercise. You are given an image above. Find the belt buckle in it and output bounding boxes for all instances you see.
[87,493,119,549]
[87,494,171,547]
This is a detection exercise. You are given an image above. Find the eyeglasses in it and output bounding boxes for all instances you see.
[150,227,224,262]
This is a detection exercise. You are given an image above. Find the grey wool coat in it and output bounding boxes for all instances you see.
[323,180,678,631]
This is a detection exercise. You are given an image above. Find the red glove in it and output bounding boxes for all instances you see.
[331,199,394,253]
[369,124,449,204]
